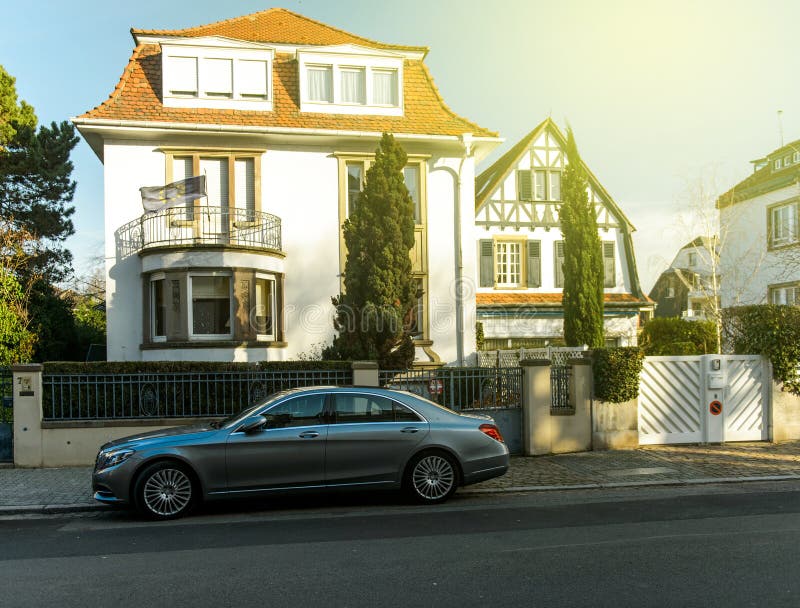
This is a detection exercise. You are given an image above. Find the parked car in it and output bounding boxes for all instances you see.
[92,386,509,519]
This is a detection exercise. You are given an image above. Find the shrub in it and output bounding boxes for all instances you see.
[593,347,645,403]
[640,317,717,355]
[723,305,800,394]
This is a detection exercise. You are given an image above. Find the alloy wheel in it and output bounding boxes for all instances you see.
[142,467,193,517]
[412,455,455,501]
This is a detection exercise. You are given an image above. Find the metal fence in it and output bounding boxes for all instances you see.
[379,367,522,410]
[0,368,11,424]
[42,369,353,421]
[478,346,589,368]
[550,365,572,411]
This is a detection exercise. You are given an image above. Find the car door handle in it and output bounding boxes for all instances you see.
[298,431,320,439]
[401,427,420,433]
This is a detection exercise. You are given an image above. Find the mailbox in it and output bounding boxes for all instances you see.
[707,372,725,389]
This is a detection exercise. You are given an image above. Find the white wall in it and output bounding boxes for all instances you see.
[719,182,800,306]
[102,137,470,364]
[478,313,639,346]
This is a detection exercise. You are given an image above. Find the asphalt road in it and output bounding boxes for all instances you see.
[1,482,800,608]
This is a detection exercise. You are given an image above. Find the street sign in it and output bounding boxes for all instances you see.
[428,378,443,395]
[710,400,722,416]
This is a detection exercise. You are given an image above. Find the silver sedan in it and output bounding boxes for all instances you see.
[92,386,510,519]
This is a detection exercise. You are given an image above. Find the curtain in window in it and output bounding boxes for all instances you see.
[234,158,255,219]
[340,68,365,104]
[307,66,332,102]
[373,69,397,105]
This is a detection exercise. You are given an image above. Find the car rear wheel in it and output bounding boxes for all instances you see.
[404,451,458,504]
[134,461,196,520]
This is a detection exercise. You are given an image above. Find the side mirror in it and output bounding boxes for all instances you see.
[238,414,266,433]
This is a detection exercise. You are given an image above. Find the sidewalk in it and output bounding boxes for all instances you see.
[2,441,800,515]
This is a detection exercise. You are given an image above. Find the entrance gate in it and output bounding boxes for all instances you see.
[638,355,769,445]
[0,368,12,461]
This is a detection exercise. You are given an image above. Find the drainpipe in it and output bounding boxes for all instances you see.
[454,133,474,367]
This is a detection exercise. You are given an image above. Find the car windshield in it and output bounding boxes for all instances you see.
[214,389,296,428]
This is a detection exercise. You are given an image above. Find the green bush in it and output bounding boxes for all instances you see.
[640,317,717,355]
[43,360,352,375]
[723,305,800,394]
[593,347,645,403]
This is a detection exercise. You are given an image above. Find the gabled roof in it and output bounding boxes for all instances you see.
[132,8,428,54]
[76,9,496,139]
[474,118,646,299]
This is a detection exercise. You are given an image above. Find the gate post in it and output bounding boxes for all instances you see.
[701,355,725,443]
[352,361,379,387]
[12,364,44,467]
[521,359,552,456]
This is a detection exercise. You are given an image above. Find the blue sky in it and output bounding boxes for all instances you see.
[2,0,799,290]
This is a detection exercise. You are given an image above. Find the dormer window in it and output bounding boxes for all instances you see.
[161,38,274,111]
[794,152,800,163]
[775,158,783,170]
[298,46,403,116]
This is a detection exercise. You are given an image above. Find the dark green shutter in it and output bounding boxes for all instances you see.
[479,240,494,287]
[517,170,533,201]
[526,240,541,287]
[603,242,615,287]
[554,241,565,288]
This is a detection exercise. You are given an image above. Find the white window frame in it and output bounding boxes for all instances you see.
[769,283,800,305]
[774,158,783,170]
[298,48,403,116]
[161,39,274,111]
[339,66,367,105]
[770,201,799,248]
[255,274,277,342]
[187,272,234,341]
[794,151,800,163]
[495,240,523,288]
[150,273,167,343]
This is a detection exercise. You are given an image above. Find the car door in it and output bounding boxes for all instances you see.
[225,392,328,492]
[325,392,429,487]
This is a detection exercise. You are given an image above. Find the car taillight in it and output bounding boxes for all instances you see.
[479,423,504,443]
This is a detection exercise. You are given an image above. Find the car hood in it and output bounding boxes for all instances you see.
[101,424,214,451]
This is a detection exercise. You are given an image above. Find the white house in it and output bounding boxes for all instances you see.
[473,118,652,348]
[718,138,800,307]
[72,8,501,365]
[649,236,720,320]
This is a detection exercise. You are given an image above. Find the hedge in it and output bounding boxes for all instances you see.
[723,305,800,394]
[42,360,353,375]
[593,347,645,403]
[640,317,717,355]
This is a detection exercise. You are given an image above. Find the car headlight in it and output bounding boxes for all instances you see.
[96,448,135,471]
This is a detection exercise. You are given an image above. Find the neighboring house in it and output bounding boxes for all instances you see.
[73,8,501,364]
[649,236,720,320]
[718,138,800,307]
[473,119,652,349]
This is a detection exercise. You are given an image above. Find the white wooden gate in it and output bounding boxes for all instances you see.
[639,356,703,445]
[638,355,769,445]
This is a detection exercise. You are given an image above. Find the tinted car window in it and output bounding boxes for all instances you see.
[393,402,423,422]
[264,394,325,428]
[333,394,422,423]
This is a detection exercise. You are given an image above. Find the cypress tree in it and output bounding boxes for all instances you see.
[560,127,604,347]
[325,133,417,368]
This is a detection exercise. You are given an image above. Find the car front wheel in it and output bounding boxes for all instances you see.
[134,461,196,520]
[404,451,459,504]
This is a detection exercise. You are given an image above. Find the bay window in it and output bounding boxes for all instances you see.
[190,274,232,338]
[255,275,276,340]
[150,275,167,341]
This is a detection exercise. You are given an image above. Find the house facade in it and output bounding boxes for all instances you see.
[73,8,500,364]
[649,236,720,320]
[473,119,652,349]
[718,138,800,307]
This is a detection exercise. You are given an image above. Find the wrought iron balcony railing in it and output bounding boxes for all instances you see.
[116,206,282,257]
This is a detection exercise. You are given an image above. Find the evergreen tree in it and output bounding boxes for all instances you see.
[0,64,78,282]
[325,133,417,368]
[560,127,604,348]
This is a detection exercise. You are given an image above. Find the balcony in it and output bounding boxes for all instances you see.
[116,206,282,257]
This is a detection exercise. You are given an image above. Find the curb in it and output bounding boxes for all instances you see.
[3,475,800,515]
[460,473,800,495]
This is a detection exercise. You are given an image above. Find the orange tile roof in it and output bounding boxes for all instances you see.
[132,8,428,53]
[477,292,650,306]
[77,10,495,138]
